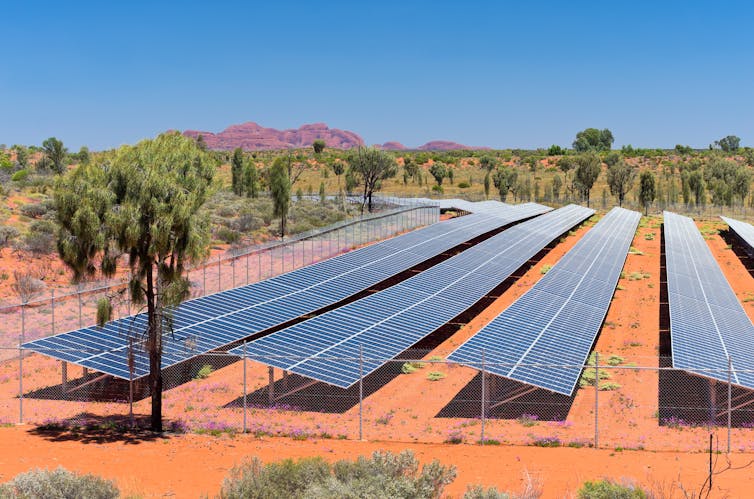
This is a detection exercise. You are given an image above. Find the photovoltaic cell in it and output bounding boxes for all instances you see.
[447,207,641,396]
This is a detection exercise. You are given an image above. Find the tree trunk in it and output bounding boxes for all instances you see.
[146,265,163,431]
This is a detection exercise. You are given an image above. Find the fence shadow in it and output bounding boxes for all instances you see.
[23,354,240,402]
[26,413,173,445]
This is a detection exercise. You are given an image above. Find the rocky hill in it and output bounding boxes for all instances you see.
[183,122,481,151]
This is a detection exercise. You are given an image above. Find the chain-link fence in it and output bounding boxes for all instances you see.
[2,349,753,453]
[0,201,439,363]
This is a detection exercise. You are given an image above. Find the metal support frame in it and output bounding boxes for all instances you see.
[62,361,68,393]
[65,373,111,394]
[489,386,537,409]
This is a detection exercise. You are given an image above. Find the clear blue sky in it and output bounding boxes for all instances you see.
[1,1,752,150]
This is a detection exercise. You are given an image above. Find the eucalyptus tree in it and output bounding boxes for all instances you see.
[606,160,636,207]
[573,153,601,207]
[269,157,291,236]
[639,171,656,216]
[348,147,397,212]
[55,132,215,431]
[42,137,67,174]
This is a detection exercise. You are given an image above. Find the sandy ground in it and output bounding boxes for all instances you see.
[1,426,754,498]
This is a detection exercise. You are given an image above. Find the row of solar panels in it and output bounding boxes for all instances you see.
[23,202,551,379]
[448,207,642,395]
[232,204,595,387]
[666,212,754,390]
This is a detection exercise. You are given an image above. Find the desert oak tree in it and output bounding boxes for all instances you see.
[55,132,215,431]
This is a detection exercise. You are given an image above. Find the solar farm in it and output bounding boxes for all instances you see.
[3,202,754,453]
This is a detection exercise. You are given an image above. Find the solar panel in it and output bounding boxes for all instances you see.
[230,204,594,388]
[23,203,551,379]
[665,212,754,389]
[721,216,754,257]
[448,207,641,396]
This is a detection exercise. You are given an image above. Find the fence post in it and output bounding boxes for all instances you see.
[246,252,250,285]
[728,355,732,453]
[594,352,599,449]
[231,257,236,289]
[203,265,206,296]
[18,303,25,424]
[359,344,364,441]
[481,349,486,443]
[258,251,261,282]
[78,287,83,328]
[243,341,247,433]
[51,290,55,335]
[128,340,134,429]
[218,258,222,292]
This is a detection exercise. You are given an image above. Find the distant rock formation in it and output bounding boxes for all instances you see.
[182,121,485,151]
[183,122,364,151]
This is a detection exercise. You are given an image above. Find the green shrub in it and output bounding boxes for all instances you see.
[577,478,647,498]
[464,485,511,498]
[0,467,119,499]
[431,184,444,193]
[457,182,471,189]
[216,227,241,244]
[402,361,424,374]
[19,203,50,219]
[427,371,446,381]
[219,450,456,499]
[11,169,29,182]
[195,364,214,379]
[540,264,552,274]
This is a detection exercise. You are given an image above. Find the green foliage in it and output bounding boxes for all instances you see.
[54,132,215,431]
[492,167,517,202]
[312,139,326,154]
[96,297,112,327]
[603,151,622,167]
[606,160,636,207]
[573,154,601,206]
[319,181,326,203]
[551,174,563,201]
[427,371,446,381]
[219,451,456,499]
[577,478,647,498]
[0,226,20,248]
[243,161,260,198]
[675,144,693,155]
[638,171,656,215]
[231,147,245,196]
[18,220,56,255]
[540,264,551,274]
[42,137,68,174]
[547,144,565,156]
[348,148,398,212]
[402,361,425,374]
[195,364,214,379]
[429,162,447,186]
[11,169,29,182]
[713,135,740,152]
[479,155,497,172]
[464,485,512,498]
[483,171,491,199]
[270,157,291,236]
[0,467,119,499]
[457,181,471,189]
[573,128,614,152]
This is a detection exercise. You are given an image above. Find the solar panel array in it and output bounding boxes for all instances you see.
[448,207,641,396]
[231,204,594,388]
[23,203,551,379]
[721,216,754,256]
[664,211,754,389]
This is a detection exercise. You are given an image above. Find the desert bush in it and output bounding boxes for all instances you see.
[577,478,647,498]
[0,467,119,499]
[457,181,471,188]
[11,270,46,303]
[96,297,112,326]
[11,169,29,182]
[0,226,19,248]
[427,371,446,381]
[464,485,511,498]
[195,364,214,379]
[16,220,56,255]
[220,451,456,499]
[19,202,50,219]
[216,227,241,244]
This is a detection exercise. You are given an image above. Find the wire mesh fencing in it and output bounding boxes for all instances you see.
[2,349,754,453]
[0,202,439,364]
